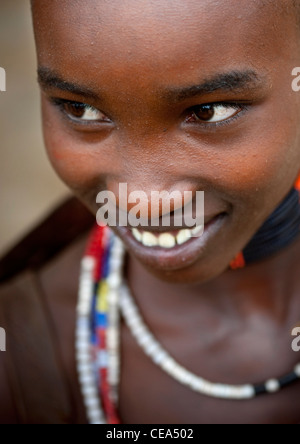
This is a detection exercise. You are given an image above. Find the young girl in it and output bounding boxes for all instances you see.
[1,0,300,424]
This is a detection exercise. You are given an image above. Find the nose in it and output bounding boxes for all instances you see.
[101,130,199,225]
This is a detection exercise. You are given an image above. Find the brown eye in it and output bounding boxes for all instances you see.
[194,104,215,121]
[64,102,87,119]
[186,103,242,124]
[60,101,111,122]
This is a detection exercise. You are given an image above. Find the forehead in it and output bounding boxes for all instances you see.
[32,0,296,89]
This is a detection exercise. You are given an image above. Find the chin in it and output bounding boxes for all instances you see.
[136,253,231,285]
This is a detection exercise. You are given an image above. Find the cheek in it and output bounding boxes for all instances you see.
[42,101,113,200]
[221,135,299,230]
[245,83,300,194]
[44,132,96,189]
[215,106,300,204]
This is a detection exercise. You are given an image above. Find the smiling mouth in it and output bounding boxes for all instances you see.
[116,212,228,271]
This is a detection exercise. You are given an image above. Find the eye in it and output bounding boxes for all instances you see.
[54,100,111,123]
[186,103,243,124]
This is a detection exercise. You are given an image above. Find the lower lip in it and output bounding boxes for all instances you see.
[117,214,227,271]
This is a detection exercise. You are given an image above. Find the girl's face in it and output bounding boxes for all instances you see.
[32,0,300,283]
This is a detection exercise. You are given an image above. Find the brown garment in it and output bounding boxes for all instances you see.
[0,198,94,424]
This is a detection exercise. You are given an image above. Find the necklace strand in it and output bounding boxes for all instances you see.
[76,254,106,424]
[120,281,300,400]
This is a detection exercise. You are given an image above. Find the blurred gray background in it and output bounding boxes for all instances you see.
[0,1,69,255]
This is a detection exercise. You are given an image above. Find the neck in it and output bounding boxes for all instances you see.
[126,235,300,325]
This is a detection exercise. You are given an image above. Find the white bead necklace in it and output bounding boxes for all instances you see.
[120,281,300,400]
[76,255,106,424]
[119,284,255,400]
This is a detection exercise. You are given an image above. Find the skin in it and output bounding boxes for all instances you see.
[31,0,300,423]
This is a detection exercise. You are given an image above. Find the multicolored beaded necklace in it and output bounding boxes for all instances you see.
[76,181,300,424]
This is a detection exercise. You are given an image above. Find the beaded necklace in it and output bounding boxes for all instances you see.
[76,182,300,424]
[76,225,124,424]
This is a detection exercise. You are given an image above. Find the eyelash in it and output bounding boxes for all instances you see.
[51,98,249,129]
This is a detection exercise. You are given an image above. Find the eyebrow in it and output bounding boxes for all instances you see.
[164,70,265,102]
[38,67,265,102]
[38,67,99,99]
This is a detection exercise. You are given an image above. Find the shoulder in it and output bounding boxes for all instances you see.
[0,197,94,424]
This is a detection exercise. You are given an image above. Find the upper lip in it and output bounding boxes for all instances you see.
[124,212,226,234]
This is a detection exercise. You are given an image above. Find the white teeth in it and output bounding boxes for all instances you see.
[132,228,142,242]
[176,229,192,245]
[131,225,203,249]
[142,232,158,247]
[158,233,176,249]
[191,225,204,236]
